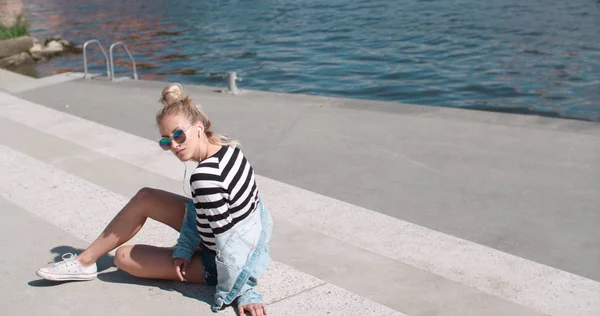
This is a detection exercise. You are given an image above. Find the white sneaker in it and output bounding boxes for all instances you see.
[36,253,97,281]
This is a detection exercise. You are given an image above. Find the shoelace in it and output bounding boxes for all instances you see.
[47,253,77,266]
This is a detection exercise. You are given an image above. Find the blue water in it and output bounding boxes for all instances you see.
[23,0,600,121]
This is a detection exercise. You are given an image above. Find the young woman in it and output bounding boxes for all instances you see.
[36,83,272,316]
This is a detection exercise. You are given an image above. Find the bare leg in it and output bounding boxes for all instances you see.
[114,245,206,284]
[77,187,188,266]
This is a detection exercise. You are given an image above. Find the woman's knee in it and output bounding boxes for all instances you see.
[129,187,162,212]
[134,187,157,203]
[114,246,134,271]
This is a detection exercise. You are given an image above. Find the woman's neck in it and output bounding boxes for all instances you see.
[194,141,221,162]
[204,142,222,160]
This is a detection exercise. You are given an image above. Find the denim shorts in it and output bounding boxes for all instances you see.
[183,199,218,286]
[197,245,218,286]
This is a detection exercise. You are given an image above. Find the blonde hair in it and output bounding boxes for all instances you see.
[156,83,240,148]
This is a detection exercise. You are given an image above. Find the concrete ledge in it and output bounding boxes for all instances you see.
[74,78,600,133]
[0,69,85,93]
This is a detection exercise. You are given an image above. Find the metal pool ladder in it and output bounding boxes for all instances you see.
[82,39,110,79]
[82,39,138,82]
[109,41,138,82]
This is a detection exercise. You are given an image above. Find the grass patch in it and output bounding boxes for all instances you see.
[0,15,30,40]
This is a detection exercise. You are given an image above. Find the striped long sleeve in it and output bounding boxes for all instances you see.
[190,146,259,251]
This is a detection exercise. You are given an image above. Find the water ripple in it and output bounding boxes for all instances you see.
[21,0,600,121]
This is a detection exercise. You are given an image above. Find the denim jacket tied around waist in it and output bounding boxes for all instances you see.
[172,197,273,312]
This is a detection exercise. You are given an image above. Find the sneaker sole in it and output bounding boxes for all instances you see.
[36,269,97,281]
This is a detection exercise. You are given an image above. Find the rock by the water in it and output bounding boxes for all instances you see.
[0,52,34,68]
[29,43,45,61]
[26,40,65,60]
[44,35,62,45]
[59,39,72,49]
[71,44,83,54]
[0,36,34,59]
[44,40,64,53]
[29,43,42,53]
[0,34,79,70]
[0,0,23,28]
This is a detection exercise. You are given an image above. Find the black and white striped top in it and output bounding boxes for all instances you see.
[190,145,259,251]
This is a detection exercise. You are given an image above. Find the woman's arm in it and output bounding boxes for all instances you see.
[172,200,201,262]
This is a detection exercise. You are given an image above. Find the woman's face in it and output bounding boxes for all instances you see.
[158,113,201,162]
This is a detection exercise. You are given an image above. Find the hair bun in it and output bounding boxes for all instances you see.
[160,83,185,107]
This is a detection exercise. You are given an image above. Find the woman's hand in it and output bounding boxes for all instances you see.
[238,303,267,316]
[172,257,190,282]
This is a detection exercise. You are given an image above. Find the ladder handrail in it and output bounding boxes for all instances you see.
[109,42,138,81]
[83,39,110,79]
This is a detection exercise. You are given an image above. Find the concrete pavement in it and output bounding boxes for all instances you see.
[0,114,403,316]
[0,70,599,315]
[12,75,600,281]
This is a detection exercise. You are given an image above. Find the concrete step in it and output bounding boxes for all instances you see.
[0,94,403,316]
[0,90,598,316]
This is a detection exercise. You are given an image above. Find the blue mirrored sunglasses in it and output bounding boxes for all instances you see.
[158,127,189,150]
